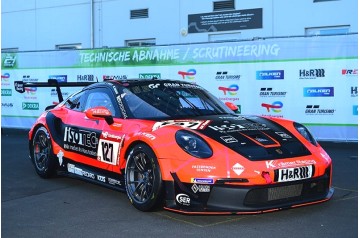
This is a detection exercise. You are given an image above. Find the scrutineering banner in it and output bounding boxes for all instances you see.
[1,34,358,141]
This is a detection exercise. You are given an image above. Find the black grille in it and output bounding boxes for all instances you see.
[213,0,235,11]
[244,177,329,207]
[130,9,148,19]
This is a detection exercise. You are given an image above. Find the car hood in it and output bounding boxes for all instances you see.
[153,115,311,161]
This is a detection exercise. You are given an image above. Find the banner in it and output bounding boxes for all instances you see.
[1,34,358,141]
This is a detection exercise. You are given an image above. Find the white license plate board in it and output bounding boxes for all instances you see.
[275,165,313,182]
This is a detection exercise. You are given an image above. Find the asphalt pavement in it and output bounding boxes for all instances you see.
[1,128,358,238]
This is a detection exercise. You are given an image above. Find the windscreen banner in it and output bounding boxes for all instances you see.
[1,34,358,141]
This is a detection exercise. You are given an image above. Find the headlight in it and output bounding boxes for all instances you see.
[175,130,213,158]
[294,122,318,146]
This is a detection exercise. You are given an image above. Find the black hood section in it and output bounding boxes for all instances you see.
[193,115,311,161]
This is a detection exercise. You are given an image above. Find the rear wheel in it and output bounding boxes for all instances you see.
[125,143,163,211]
[32,126,57,178]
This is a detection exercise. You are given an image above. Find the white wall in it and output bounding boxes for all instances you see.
[1,0,358,51]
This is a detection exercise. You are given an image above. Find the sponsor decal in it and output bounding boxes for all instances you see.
[22,102,39,110]
[1,73,10,86]
[108,178,122,186]
[218,84,239,96]
[191,165,216,173]
[77,74,96,82]
[149,83,160,89]
[232,163,245,176]
[140,132,156,140]
[215,71,241,81]
[303,87,334,97]
[275,132,292,139]
[299,69,325,79]
[178,69,196,80]
[191,178,214,184]
[103,75,127,80]
[275,165,313,182]
[342,69,358,75]
[51,89,69,98]
[49,75,67,83]
[259,88,287,97]
[261,101,283,113]
[220,135,238,143]
[139,73,161,79]
[63,126,99,157]
[97,175,106,183]
[209,122,269,133]
[265,159,316,169]
[57,150,64,166]
[2,103,13,108]
[176,193,191,206]
[116,95,128,118]
[191,184,210,193]
[1,73,10,79]
[351,87,358,97]
[152,120,210,131]
[67,163,95,179]
[163,82,202,89]
[2,54,16,68]
[256,70,284,80]
[1,89,12,96]
[305,105,335,115]
[353,105,358,116]
[101,131,123,140]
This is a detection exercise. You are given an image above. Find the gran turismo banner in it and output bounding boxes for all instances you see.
[1,34,358,141]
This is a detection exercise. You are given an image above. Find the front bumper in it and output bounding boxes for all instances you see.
[164,169,333,214]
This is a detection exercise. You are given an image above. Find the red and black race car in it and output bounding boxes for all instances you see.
[14,78,334,214]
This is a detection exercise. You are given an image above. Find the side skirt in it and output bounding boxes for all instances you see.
[57,158,126,192]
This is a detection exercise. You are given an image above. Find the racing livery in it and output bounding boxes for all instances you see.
[15,78,333,214]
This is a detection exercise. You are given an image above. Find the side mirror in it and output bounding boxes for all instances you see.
[85,106,114,125]
[225,102,239,112]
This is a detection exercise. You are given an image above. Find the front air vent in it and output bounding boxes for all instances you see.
[130,9,149,19]
[213,0,235,11]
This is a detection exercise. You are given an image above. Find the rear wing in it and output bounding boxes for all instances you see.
[14,79,95,103]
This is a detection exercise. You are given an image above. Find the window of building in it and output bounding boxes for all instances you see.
[125,38,156,47]
[130,9,149,19]
[313,0,339,2]
[1,48,18,53]
[305,25,350,36]
[213,0,235,11]
[209,32,241,42]
[55,43,82,50]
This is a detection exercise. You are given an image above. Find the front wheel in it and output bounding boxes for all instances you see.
[125,143,163,211]
[31,126,57,178]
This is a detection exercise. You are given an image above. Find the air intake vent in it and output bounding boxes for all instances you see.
[130,9,149,19]
[213,0,235,11]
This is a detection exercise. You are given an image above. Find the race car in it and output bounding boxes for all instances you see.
[14,78,334,214]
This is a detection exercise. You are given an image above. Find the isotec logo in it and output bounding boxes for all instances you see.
[218,84,239,95]
[256,70,284,80]
[22,102,39,110]
[49,75,67,83]
[178,69,196,80]
[261,101,283,113]
[303,87,334,97]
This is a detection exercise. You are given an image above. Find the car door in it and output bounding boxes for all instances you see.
[62,86,124,172]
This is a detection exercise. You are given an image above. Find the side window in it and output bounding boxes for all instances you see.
[64,91,87,112]
[84,88,119,117]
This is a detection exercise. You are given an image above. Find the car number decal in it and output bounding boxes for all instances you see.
[275,165,314,182]
[97,139,120,165]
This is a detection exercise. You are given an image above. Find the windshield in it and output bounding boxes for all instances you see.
[118,82,234,119]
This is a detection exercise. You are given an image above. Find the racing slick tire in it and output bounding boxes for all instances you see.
[125,143,163,211]
[31,126,58,178]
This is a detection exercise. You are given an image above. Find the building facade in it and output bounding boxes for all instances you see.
[1,0,358,51]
